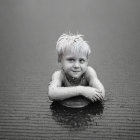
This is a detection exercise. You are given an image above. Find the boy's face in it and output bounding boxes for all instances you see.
[60,50,88,79]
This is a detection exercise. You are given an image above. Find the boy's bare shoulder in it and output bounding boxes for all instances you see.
[86,66,97,78]
[51,70,63,80]
[49,70,64,87]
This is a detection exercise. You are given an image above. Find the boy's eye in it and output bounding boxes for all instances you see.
[79,59,85,63]
[67,58,75,62]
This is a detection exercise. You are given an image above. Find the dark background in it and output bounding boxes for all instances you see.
[0,0,140,139]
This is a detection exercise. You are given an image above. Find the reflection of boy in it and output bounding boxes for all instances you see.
[50,101,104,129]
[48,33,105,107]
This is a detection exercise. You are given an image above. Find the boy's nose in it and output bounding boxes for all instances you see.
[74,61,80,68]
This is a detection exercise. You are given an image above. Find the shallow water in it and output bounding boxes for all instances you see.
[0,0,140,139]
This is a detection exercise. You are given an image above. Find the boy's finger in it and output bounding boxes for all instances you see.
[95,95,101,100]
[97,93,103,100]
[95,91,103,99]
[95,94,100,98]
[100,94,104,99]
[95,93,103,101]
[92,97,96,102]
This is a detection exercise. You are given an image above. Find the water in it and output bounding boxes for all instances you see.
[0,0,140,139]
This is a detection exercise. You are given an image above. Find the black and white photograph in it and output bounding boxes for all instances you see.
[0,0,140,139]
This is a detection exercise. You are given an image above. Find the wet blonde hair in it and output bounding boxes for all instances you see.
[56,33,91,62]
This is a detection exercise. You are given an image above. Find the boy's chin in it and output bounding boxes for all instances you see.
[70,74,82,79]
[71,76,80,79]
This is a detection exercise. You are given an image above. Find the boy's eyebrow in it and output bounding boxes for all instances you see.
[66,56,87,60]
[66,56,75,59]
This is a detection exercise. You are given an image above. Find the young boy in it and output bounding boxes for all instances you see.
[48,33,105,108]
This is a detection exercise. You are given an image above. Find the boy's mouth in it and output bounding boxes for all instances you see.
[72,69,81,72]
[72,70,81,73]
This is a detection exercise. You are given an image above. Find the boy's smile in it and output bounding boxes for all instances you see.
[60,51,88,79]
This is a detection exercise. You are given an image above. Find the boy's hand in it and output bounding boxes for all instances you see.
[78,86,103,102]
[92,89,104,101]
[87,89,103,102]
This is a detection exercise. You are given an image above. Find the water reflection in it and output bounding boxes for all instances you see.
[50,101,104,131]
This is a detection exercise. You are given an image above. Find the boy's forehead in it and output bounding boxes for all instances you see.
[63,49,87,58]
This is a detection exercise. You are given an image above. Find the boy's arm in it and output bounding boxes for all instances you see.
[87,66,105,98]
[48,71,80,101]
[78,66,105,102]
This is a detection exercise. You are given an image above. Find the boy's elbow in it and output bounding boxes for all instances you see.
[48,87,62,101]
[48,94,53,101]
[48,92,53,101]
[48,88,55,101]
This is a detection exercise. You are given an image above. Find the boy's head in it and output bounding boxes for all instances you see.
[56,33,91,63]
[56,33,91,79]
